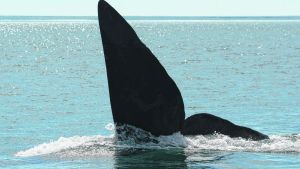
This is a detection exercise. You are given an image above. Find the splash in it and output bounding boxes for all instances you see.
[15,125,300,158]
[184,134,300,153]
[15,135,115,157]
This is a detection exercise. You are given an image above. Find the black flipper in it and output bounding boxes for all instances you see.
[182,113,269,141]
[98,0,185,136]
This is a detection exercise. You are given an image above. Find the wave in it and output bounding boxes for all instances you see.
[15,124,300,158]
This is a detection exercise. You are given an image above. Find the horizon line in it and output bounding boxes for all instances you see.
[1,15,300,17]
[1,15,300,21]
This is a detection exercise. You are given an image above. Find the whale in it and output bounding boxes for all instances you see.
[182,113,269,140]
[98,0,268,140]
[98,0,185,136]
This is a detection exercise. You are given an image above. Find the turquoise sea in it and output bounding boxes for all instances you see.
[1,17,300,168]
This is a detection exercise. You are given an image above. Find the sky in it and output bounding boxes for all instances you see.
[0,0,300,16]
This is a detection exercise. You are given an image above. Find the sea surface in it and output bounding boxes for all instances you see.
[1,17,300,168]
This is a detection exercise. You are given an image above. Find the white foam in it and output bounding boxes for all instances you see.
[185,134,300,153]
[15,135,115,157]
[15,128,300,158]
[105,123,115,131]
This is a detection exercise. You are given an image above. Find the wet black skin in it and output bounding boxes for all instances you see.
[98,0,185,136]
[182,113,269,140]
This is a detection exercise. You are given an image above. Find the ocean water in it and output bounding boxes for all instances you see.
[1,18,300,168]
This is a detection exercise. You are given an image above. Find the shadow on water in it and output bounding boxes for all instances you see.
[186,150,232,169]
[113,148,188,169]
[113,148,229,169]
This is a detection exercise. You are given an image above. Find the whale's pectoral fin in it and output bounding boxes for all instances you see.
[182,113,269,141]
[98,0,185,136]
